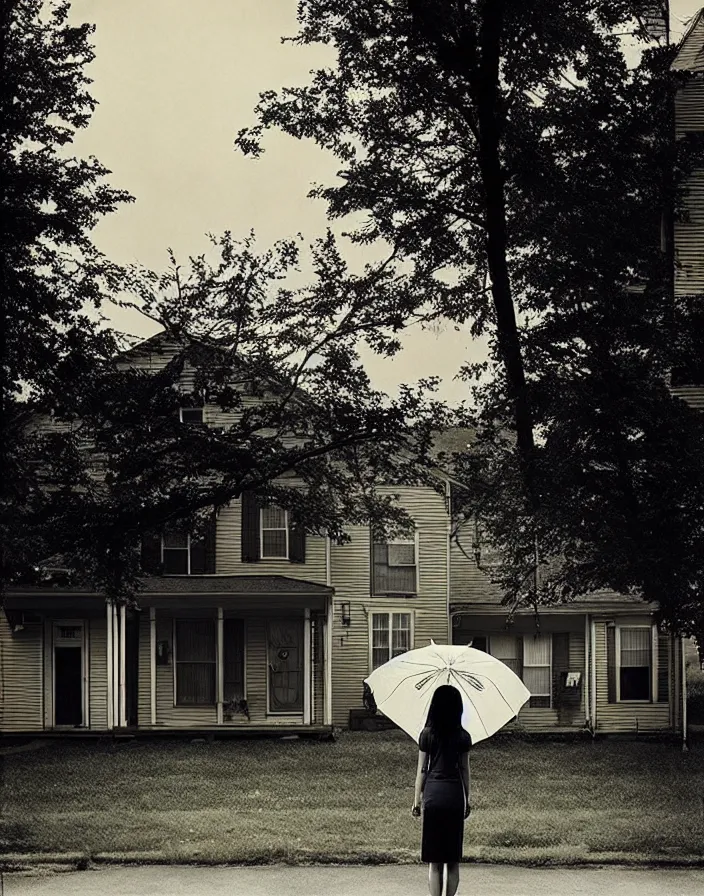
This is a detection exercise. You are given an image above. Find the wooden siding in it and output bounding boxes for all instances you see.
[88,618,108,729]
[674,169,704,298]
[0,616,43,732]
[215,497,328,581]
[593,621,671,732]
[450,520,505,604]
[671,386,704,410]
[138,614,151,724]
[330,486,450,728]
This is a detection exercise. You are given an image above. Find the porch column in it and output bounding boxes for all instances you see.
[112,602,119,728]
[584,615,591,730]
[150,607,157,726]
[303,607,311,724]
[589,618,597,731]
[106,600,114,730]
[324,595,333,726]
[119,603,127,728]
[217,607,224,725]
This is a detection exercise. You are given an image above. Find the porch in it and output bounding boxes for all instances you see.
[1,576,335,736]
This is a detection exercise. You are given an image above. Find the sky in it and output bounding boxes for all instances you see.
[67,0,704,405]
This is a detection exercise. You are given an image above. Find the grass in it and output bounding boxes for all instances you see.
[1,732,703,867]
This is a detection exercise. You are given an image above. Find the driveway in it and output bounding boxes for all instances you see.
[4,863,704,896]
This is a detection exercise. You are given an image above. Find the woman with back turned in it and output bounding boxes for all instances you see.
[412,684,471,896]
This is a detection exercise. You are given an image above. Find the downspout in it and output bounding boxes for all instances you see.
[325,536,333,727]
[682,637,688,752]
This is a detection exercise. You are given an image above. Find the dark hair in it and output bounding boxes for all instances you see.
[426,684,465,740]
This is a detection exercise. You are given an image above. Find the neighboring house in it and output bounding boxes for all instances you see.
[0,334,452,735]
[449,17,704,739]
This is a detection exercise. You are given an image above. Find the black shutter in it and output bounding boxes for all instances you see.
[141,532,163,575]
[657,630,670,703]
[607,625,617,703]
[190,535,206,574]
[289,522,306,563]
[551,632,571,711]
[241,491,260,562]
[204,510,217,574]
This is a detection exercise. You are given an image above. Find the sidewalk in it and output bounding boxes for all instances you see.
[5,863,704,896]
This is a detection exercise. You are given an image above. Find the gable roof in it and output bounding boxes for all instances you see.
[672,8,704,72]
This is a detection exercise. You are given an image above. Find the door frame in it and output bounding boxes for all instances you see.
[52,618,89,728]
[266,616,305,717]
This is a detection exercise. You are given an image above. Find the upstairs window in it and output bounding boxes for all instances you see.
[260,506,289,559]
[372,532,417,595]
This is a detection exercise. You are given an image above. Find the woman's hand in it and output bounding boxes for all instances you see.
[411,804,421,818]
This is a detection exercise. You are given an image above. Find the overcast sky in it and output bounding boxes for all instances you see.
[68,0,703,404]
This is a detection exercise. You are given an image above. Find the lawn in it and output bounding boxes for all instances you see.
[1,732,703,867]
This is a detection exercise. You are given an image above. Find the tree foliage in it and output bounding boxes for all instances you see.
[19,232,452,602]
[236,0,704,631]
[1,0,132,590]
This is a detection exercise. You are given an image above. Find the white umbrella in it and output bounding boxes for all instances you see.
[364,640,531,745]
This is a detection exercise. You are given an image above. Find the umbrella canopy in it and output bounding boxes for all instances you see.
[364,640,531,744]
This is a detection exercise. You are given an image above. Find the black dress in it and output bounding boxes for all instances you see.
[419,726,471,863]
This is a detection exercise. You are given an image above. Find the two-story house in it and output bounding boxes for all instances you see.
[0,333,453,736]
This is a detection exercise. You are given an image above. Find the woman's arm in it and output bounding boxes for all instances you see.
[413,750,427,810]
[460,752,471,815]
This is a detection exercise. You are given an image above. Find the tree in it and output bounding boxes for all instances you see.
[19,231,452,602]
[1,0,132,588]
[235,0,704,630]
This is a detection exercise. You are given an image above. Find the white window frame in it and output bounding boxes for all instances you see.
[161,532,192,575]
[615,623,655,704]
[522,633,553,707]
[179,407,204,424]
[372,529,419,595]
[172,617,217,707]
[368,609,414,673]
[260,506,290,560]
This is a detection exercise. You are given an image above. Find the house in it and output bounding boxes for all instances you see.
[449,16,704,739]
[0,334,452,736]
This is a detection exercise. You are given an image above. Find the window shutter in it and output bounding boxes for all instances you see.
[204,510,217,574]
[552,632,571,709]
[140,532,162,575]
[607,625,617,703]
[289,523,306,563]
[241,491,260,562]
[657,630,670,703]
[190,534,206,574]
[516,636,524,679]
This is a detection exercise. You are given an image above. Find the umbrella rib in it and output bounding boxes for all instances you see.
[377,667,444,704]
[461,670,528,715]
[449,672,490,738]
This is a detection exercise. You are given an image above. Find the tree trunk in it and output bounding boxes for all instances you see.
[475,0,537,512]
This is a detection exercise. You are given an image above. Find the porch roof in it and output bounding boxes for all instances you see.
[5,575,334,599]
[451,590,658,616]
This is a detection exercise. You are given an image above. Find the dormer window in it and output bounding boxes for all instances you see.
[180,407,204,425]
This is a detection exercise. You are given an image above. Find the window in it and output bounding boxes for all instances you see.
[618,626,651,701]
[490,634,521,676]
[371,612,412,670]
[162,528,190,574]
[175,619,216,705]
[224,618,245,703]
[523,634,552,708]
[488,634,553,708]
[260,506,289,559]
[180,407,204,425]
[372,533,417,594]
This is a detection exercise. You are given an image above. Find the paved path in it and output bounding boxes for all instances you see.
[4,864,704,896]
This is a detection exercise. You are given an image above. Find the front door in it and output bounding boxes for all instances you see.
[267,618,304,714]
[54,622,84,726]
